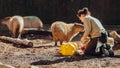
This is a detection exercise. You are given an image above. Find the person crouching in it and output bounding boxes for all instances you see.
[77,7,114,56]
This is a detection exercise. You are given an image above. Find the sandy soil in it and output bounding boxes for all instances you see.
[0,31,120,68]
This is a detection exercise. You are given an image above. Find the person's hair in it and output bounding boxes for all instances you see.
[77,7,91,17]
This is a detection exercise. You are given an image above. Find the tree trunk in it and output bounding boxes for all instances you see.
[0,36,33,47]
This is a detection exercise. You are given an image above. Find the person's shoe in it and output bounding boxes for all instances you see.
[102,47,109,56]
[100,44,114,57]
[108,50,114,57]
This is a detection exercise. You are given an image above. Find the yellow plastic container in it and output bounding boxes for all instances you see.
[60,42,78,56]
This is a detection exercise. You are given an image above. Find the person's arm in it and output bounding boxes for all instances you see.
[81,18,92,43]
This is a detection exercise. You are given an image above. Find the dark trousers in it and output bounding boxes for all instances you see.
[84,32,107,56]
[84,37,100,56]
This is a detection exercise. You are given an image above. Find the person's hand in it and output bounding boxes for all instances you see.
[80,37,90,44]
[80,37,86,44]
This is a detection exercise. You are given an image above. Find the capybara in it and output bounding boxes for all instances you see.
[107,37,114,49]
[109,31,120,44]
[23,16,43,30]
[1,15,24,38]
[51,21,84,46]
[2,16,43,38]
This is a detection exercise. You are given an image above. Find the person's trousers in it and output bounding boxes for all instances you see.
[84,37,101,56]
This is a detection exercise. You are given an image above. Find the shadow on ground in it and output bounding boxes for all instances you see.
[30,55,98,65]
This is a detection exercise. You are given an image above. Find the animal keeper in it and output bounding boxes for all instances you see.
[77,7,109,56]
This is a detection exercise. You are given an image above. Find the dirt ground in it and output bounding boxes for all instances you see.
[0,29,120,68]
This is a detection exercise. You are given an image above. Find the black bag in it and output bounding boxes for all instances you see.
[99,32,108,43]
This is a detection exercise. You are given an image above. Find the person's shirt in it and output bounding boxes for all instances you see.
[82,15,105,38]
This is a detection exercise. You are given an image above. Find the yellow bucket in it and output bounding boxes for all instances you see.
[59,42,78,56]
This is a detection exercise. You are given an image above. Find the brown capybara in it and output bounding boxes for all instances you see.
[1,15,24,38]
[109,31,120,44]
[23,16,43,30]
[51,21,84,46]
[107,37,114,49]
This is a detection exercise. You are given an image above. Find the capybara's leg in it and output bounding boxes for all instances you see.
[12,27,17,38]
[60,41,63,45]
[54,40,58,46]
[53,36,58,46]
[18,34,21,39]
[12,24,18,38]
[18,30,23,39]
